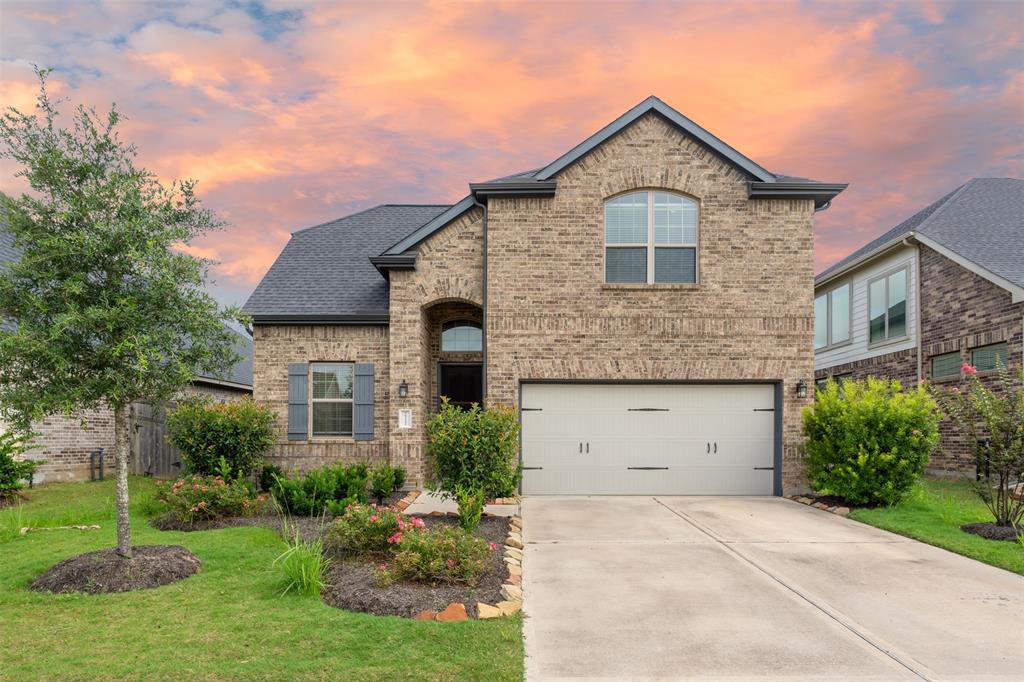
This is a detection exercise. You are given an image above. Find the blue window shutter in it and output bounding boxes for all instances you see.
[354,363,374,441]
[287,363,308,441]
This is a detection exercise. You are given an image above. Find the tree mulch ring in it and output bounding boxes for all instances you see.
[321,515,510,619]
[960,522,1023,543]
[29,545,201,594]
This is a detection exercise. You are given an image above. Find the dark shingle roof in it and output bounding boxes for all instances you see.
[243,205,450,319]
[195,329,253,389]
[817,178,1024,288]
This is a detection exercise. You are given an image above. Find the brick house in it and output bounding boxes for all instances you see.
[0,228,254,483]
[813,178,1023,476]
[245,96,847,496]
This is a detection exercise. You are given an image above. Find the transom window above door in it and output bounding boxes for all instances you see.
[605,191,698,284]
[441,320,482,352]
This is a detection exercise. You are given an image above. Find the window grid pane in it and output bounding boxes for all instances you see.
[441,322,482,352]
[312,402,353,437]
[887,270,907,338]
[654,247,695,283]
[605,247,647,283]
[931,352,961,379]
[830,284,850,345]
[971,343,1008,372]
[312,363,353,399]
[814,295,828,350]
[654,192,697,244]
[869,278,887,342]
[604,192,648,244]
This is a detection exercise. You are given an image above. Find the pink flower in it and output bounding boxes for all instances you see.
[370,515,379,523]
[962,362,978,375]
[256,495,266,503]
[192,484,201,490]
[397,519,406,531]
[387,532,403,544]
[411,517,425,529]
[488,542,497,551]
[446,559,455,569]
[197,501,206,509]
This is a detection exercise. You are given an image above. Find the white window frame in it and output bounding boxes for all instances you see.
[310,362,354,438]
[868,265,910,346]
[604,190,699,284]
[814,281,852,351]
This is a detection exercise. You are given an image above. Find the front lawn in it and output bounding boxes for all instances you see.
[850,478,1024,575]
[0,478,523,681]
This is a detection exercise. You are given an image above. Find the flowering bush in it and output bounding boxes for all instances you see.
[426,399,521,500]
[803,377,940,506]
[931,362,1024,527]
[167,396,276,478]
[324,503,425,557]
[376,526,492,586]
[155,474,270,524]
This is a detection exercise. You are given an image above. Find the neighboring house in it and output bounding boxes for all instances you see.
[0,227,254,483]
[813,178,1023,475]
[245,96,847,496]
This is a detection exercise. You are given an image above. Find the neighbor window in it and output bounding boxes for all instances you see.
[311,362,353,437]
[441,320,482,352]
[971,342,1008,372]
[931,351,961,379]
[868,267,908,343]
[814,282,851,351]
[605,191,698,284]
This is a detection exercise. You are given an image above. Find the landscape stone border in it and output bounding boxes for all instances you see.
[788,495,851,517]
[394,489,421,512]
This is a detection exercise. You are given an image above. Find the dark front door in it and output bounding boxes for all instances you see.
[439,363,483,410]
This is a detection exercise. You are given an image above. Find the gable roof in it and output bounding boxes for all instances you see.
[244,204,450,321]
[816,178,1024,301]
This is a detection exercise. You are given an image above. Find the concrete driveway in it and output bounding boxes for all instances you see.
[521,496,1024,681]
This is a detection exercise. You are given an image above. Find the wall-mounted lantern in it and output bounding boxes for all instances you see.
[398,380,408,399]
[795,380,808,399]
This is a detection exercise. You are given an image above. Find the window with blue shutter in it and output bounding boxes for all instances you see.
[354,363,374,441]
[287,363,309,441]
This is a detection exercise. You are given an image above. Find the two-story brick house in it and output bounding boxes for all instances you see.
[245,96,847,496]
[814,178,1023,475]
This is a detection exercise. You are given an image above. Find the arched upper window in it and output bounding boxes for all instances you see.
[441,320,482,352]
[604,191,698,284]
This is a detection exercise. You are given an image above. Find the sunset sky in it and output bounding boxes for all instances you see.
[2,0,1021,307]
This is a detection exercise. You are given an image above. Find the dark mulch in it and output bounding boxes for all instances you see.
[321,515,510,619]
[29,545,201,594]
[149,511,271,532]
[961,522,1024,542]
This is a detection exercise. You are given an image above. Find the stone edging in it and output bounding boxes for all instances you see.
[788,495,851,517]
[394,490,421,512]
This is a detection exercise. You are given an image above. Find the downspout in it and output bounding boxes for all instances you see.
[472,194,488,404]
[904,235,923,385]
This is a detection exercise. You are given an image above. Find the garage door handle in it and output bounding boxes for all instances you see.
[753,467,774,471]
[522,466,543,470]
[713,442,717,453]
[579,442,582,453]
[706,442,710,453]
[628,467,668,470]
[586,442,589,453]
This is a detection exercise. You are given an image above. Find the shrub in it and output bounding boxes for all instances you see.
[0,431,42,502]
[803,377,940,506]
[324,503,425,557]
[270,463,369,517]
[455,483,485,532]
[258,463,283,492]
[273,528,331,597]
[154,474,270,524]
[167,396,276,479]
[931,361,1024,527]
[369,464,406,505]
[426,399,521,500]
[376,526,493,586]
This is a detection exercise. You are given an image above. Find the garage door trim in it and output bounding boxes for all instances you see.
[517,379,783,496]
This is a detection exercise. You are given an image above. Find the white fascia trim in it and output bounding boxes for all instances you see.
[814,233,912,291]
[914,234,1024,304]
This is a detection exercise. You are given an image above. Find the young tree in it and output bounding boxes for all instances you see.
[0,69,243,557]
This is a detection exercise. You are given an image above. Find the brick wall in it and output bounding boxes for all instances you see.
[813,348,919,386]
[918,244,1024,474]
[483,113,817,492]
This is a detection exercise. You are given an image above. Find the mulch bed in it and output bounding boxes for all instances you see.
[321,515,510,619]
[29,545,201,594]
[961,522,1024,542]
[149,511,328,542]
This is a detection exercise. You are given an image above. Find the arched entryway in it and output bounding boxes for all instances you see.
[423,300,483,412]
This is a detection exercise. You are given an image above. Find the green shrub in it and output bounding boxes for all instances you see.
[803,378,940,506]
[270,463,369,517]
[258,463,283,492]
[455,483,485,532]
[273,528,331,597]
[426,399,521,500]
[369,464,406,504]
[154,474,270,524]
[0,431,42,502]
[167,396,276,478]
[377,526,493,586]
[324,503,425,557]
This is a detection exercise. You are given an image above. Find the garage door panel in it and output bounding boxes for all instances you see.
[521,383,776,496]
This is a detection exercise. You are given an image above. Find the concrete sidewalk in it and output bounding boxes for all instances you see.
[404,490,519,517]
[522,496,1024,681]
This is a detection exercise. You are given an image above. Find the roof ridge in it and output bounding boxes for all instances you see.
[290,203,449,236]
[911,179,975,237]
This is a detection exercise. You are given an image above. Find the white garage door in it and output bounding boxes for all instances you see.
[521,383,777,495]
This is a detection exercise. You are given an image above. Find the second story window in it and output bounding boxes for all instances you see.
[869,267,908,344]
[814,283,851,351]
[605,191,698,284]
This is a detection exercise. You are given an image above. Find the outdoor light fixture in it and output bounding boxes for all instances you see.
[398,380,408,398]
[795,380,808,399]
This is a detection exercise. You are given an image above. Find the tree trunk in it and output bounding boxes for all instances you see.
[114,403,133,558]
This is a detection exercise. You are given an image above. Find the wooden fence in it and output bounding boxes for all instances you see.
[130,402,182,479]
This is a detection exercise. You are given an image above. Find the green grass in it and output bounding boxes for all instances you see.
[850,478,1024,575]
[0,478,523,681]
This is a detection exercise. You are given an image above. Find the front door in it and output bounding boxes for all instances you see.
[439,363,483,410]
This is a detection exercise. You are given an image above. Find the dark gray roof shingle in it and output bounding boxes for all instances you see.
[195,329,253,389]
[817,178,1023,288]
[243,204,450,319]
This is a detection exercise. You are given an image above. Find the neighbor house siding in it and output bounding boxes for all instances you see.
[482,113,816,492]
[252,324,389,474]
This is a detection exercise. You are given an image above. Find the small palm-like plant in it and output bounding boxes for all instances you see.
[931,361,1024,528]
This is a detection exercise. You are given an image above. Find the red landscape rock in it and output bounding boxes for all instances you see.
[436,603,468,622]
